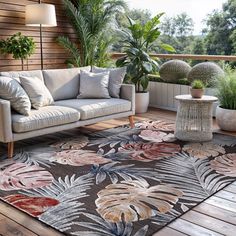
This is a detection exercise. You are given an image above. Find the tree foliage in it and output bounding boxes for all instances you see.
[204,0,236,55]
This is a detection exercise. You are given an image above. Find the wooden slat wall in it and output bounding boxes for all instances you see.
[0,0,76,71]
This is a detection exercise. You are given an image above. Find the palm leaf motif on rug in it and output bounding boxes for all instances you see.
[0,120,236,236]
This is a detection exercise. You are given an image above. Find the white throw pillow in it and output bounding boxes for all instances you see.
[20,76,54,109]
[92,66,126,98]
[77,70,110,99]
[0,76,31,116]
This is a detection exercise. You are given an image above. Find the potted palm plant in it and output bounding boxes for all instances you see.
[215,69,236,131]
[190,79,205,98]
[116,14,175,113]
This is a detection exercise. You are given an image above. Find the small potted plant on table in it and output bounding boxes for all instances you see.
[190,80,205,98]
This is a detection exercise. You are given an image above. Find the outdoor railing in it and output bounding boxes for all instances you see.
[111,53,236,62]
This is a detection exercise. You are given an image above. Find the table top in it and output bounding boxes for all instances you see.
[175,94,218,102]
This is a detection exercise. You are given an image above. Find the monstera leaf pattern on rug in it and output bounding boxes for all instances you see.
[211,154,236,177]
[182,142,225,159]
[95,180,183,223]
[119,142,181,162]
[135,120,175,131]
[139,130,176,143]
[0,163,53,191]
[50,136,89,150]
[0,119,236,236]
[4,194,59,217]
[50,150,111,166]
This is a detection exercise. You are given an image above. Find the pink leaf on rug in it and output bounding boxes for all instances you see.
[0,163,54,191]
[50,149,111,166]
[139,130,176,143]
[4,194,59,217]
[119,142,181,162]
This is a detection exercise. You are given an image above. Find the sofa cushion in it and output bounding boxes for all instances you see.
[92,66,126,98]
[43,67,91,101]
[1,70,44,82]
[12,106,80,133]
[20,76,54,109]
[0,76,31,116]
[55,98,131,120]
[78,70,110,99]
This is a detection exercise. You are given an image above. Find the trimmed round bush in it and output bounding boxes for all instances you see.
[159,60,192,82]
[188,62,224,86]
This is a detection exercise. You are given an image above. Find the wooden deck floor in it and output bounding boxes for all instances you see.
[0,108,236,236]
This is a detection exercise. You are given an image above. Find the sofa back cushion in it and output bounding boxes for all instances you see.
[0,70,44,82]
[43,67,91,101]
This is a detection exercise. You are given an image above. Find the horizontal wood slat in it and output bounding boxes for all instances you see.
[0,0,76,71]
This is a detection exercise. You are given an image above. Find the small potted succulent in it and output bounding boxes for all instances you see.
[190,80,205,98]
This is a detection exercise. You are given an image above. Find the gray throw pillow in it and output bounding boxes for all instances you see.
[92,66,126,98]
[20,76,54,109]
[0,76,31,116]
[77,70,110,99]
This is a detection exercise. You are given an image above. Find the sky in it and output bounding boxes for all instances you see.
[126,0,226,35]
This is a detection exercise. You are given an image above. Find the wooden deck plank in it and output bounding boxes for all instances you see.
[169,219,223,236]
[153,226,188,236]
[215,190,236,202]
[225,184,236,194]
[205,196,236,213]
[194,202,236,225]
[0,201,64,236]
[0,213,38,236]
[181,210,236,236]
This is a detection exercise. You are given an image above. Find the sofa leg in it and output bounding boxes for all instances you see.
[8,142,14,158]
[129,115,135,128]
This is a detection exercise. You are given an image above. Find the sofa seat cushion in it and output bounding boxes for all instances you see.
[55,98,131,120]
[12,106,80,133]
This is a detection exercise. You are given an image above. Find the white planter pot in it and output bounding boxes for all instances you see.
[135,92,149,113]
[216,106,236,131]
[149,81,217,116]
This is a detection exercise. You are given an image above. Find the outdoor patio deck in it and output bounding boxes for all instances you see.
[0,108,236,236]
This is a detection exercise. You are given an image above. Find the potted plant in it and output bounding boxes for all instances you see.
[190,79,205,98]
[215,69,236,131]
[116,14,175,113]
[0,32,35,70]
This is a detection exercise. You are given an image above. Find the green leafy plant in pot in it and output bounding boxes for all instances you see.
[190,79,205,98]
[0,32,35,70]
[116,13,175,113]
[215,68,236,131]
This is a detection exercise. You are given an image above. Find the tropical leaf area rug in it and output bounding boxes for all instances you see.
[0,120,236,236]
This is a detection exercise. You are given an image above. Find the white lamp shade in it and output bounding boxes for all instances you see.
[25,4,57,27]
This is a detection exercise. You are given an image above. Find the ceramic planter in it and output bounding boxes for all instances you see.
[190,88,204,98]
[216,106,236,131]
[135,92,149,113]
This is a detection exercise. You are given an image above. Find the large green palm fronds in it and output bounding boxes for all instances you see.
[57,36,81,67]
[59,0,126,67]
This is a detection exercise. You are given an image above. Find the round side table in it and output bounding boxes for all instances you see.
[175,95,218,142]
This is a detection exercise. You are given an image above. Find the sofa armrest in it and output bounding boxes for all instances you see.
[0,99,13,143]
[120,84,135,114]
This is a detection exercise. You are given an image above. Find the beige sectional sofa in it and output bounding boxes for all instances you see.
[0,67,135,158]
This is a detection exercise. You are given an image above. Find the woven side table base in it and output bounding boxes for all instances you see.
[175,95,218,142]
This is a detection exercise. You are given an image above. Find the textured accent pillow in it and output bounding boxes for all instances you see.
[77,70,110,99]
[0,76,31,116]
[20,76,54,109]
[92,66,126,98]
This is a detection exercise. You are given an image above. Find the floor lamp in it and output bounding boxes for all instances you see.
[25,1,57,70]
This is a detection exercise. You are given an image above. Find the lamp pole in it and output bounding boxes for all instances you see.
[39,0,43,70]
